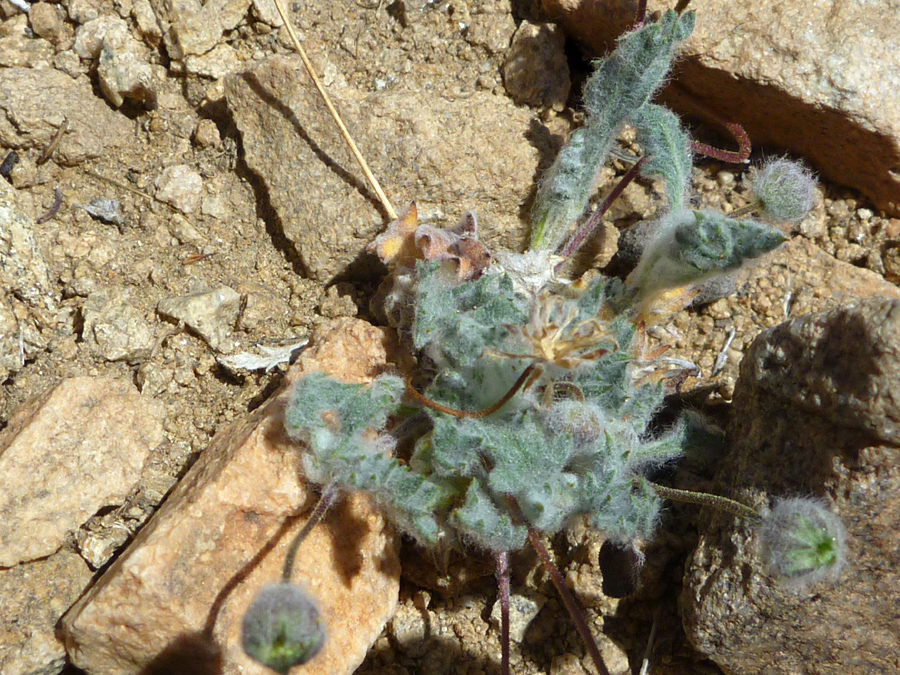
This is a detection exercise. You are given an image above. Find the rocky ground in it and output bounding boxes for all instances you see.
[2,0,899,674]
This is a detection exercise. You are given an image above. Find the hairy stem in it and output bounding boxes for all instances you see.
[270,0,397,220]
[558,156,648,260]
[644,480,760,521]
[527,529,611,675]
[496,551,511,675]
[282,483,339,582]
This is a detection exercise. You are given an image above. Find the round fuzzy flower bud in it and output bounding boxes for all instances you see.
[760,497,846,590]
[750,158,818,224]
[241,583,326,673]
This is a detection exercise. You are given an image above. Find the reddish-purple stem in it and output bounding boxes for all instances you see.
[527,531,611,675]
[496,551,511,675]
[633,0,647,29]
[282,483,338,582]
[558,156,648,261]
[691,119,751,164]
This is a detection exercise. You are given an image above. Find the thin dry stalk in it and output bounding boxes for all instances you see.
[270,0,398,220]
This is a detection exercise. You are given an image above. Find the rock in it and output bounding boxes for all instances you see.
[489,590,546,643]
[193,117,221,148]
[82,289,156,362]
[683,297,900,674]
[250,0,281,26]
[157,285,241,350]
[97,26,159,108]
[0,550,94,675]
[61,318,404,675]
[183,42,242,79]
[0,177,57,379]
[502,21,570,110]
[541,0,900,215]
[167,0,251,58]
[154,163,203,213]
[226,56,543,282]
[0,377,165,567]
[74,15,129,59]
[0,15,55,68]
[28,2,71,44]
[0,67,131,166]
[132,0,163,47]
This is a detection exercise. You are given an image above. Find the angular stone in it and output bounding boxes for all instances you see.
[0,67,131,166]
[61,318,403,675]
[502,21,570,110]
[167,0,251,58]
[0,550,93,675]
[157,284,240,351]
[0,377,164,567]
[82,289,156,362]
[542,0,900,215]
[226,56,542,282]
[154,163,203,214]
[0,177,58,379]
[683,297,900,674]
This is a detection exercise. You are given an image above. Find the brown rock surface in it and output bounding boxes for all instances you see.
[541,0,900,215]
[0,550,93,675]
[0,67,132,165]
[683,297,900,674]
[61,318,403,675]
[0,376,164,567]
[226,55,543,282]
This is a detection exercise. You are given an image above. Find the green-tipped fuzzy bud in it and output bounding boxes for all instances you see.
[760,498,846,590]
[750,158,818,224]
[629,209,787,298]
[242,583,326,673]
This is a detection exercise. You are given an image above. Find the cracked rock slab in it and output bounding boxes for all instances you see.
[226,56,542,282]
[543,0,900,215]
[61,318,403,675]
[0,377,165,567]
[683,297,900,674]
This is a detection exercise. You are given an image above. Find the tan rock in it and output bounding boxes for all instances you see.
[61,318,403,675]
[502,20,570,110]
[684,297,900,674]
[541,0,900,215]
[0,67,132,166]
[0,377,164,567]
[226,56,544,281]
[0,550,93,675]
[168,0,251,58]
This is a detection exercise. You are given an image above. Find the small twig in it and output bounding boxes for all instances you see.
[711,327,737,376]
[36,186,62,224]
[405,363,541,419]
[282,484,339,582]
[83,168,156,203]
[638,608,659,675]
[496,551,511,675]
[270,0,397,220]
[674,85,751,164]
[37,117,68,166]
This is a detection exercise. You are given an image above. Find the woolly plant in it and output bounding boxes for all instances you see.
[242,5,844,674]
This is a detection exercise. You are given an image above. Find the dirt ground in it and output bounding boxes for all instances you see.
[2,0,896,673]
